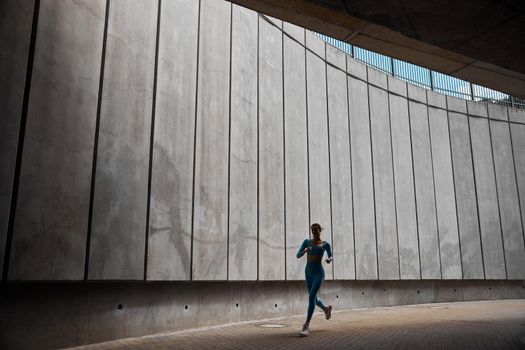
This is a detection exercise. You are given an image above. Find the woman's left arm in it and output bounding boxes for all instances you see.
[324,242,333,263]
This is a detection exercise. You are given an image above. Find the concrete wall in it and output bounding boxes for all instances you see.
[2,0,525,283]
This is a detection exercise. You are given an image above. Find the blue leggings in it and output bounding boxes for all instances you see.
[305,262,326,322]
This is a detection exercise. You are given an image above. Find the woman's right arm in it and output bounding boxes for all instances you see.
[296,239,309,259]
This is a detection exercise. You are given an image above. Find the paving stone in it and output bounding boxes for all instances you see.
[69,299,525,350]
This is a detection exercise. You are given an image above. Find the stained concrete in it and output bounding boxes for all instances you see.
[258,16,285,280]
[147,0,198,281]
[284,32,309,281]
[9,0,105,280]
[409,101,441,279]
[389,92,420,280]
[469,117,506,279]
[306,48,333,280]
[191,0,231,281]
[326,49,354,280]
[448,113,484,279]
[428,107,462,279]
[89,0,157,280]
[370,85,399,279]
[2,0,525,288]
[490,121,525,279]
[348,76,377,280]
[0,0,34,275]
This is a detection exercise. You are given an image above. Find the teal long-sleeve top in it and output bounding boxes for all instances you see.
[296,239,333,260]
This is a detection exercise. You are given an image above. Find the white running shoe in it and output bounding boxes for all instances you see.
[325,305,332,320]
[299,324,310,336]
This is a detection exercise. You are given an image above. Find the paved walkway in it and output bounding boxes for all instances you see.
[70,299,525,350]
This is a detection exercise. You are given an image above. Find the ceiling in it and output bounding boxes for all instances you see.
[229,0,525,99]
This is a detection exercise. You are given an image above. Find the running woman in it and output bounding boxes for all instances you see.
[296,223,333,336]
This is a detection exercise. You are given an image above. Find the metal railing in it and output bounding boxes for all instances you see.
[318,34,525,109]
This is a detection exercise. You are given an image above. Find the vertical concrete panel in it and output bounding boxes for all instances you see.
[282,22,304,42]
[409,101,441,279]
[307,51,333,280]
[327,54,354,280]
[0,0,34,275]
[192,0,231,281]
[9,0,105,280]
[347,57,367,81]
[407,84,426,104]
[284,33,309,280]
[427,90,446,109]
[488,104,508,121]
[147,0,198,281]
[509,108,525,124]
[258,17,285,280]
[469,117,506,279]
[388,76,407,97]
[448,113,484,279]
[368,68,387,89]
[228,5,258,281]
[491,121,525,279]
[511,124,525,273]
[466,100,487,117]
[448,96,467,114]
[348,76,377,280]
[90,0,157,280]
[389,93,420,280]
[305,30,324,57]
[369,86,399,279]
[428,107,462,279]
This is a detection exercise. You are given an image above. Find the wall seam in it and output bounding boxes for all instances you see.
[3,0,41,281]
[387,84,401,280]
[304,30,312,236]
[366,67,379,280]
[259,16,525,125]
[426,96,443,279]
[444,98,464,280]
[226,3,233,281]
[281,22,287,281]
[466,106,486,279]
[143,0,162,280]
[256,14,260,281]
[190,0,202,281]
[406,86,422,280]
[324,43,335,279]
[345,56,357,280]
[84,0,109,281]
[487,104,508,279]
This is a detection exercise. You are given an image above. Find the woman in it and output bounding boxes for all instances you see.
[296,223,333,336]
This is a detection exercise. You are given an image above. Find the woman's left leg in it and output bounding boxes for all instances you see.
[306,272,325,321]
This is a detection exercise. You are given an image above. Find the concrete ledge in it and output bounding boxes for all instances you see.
[1,280,524,349]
